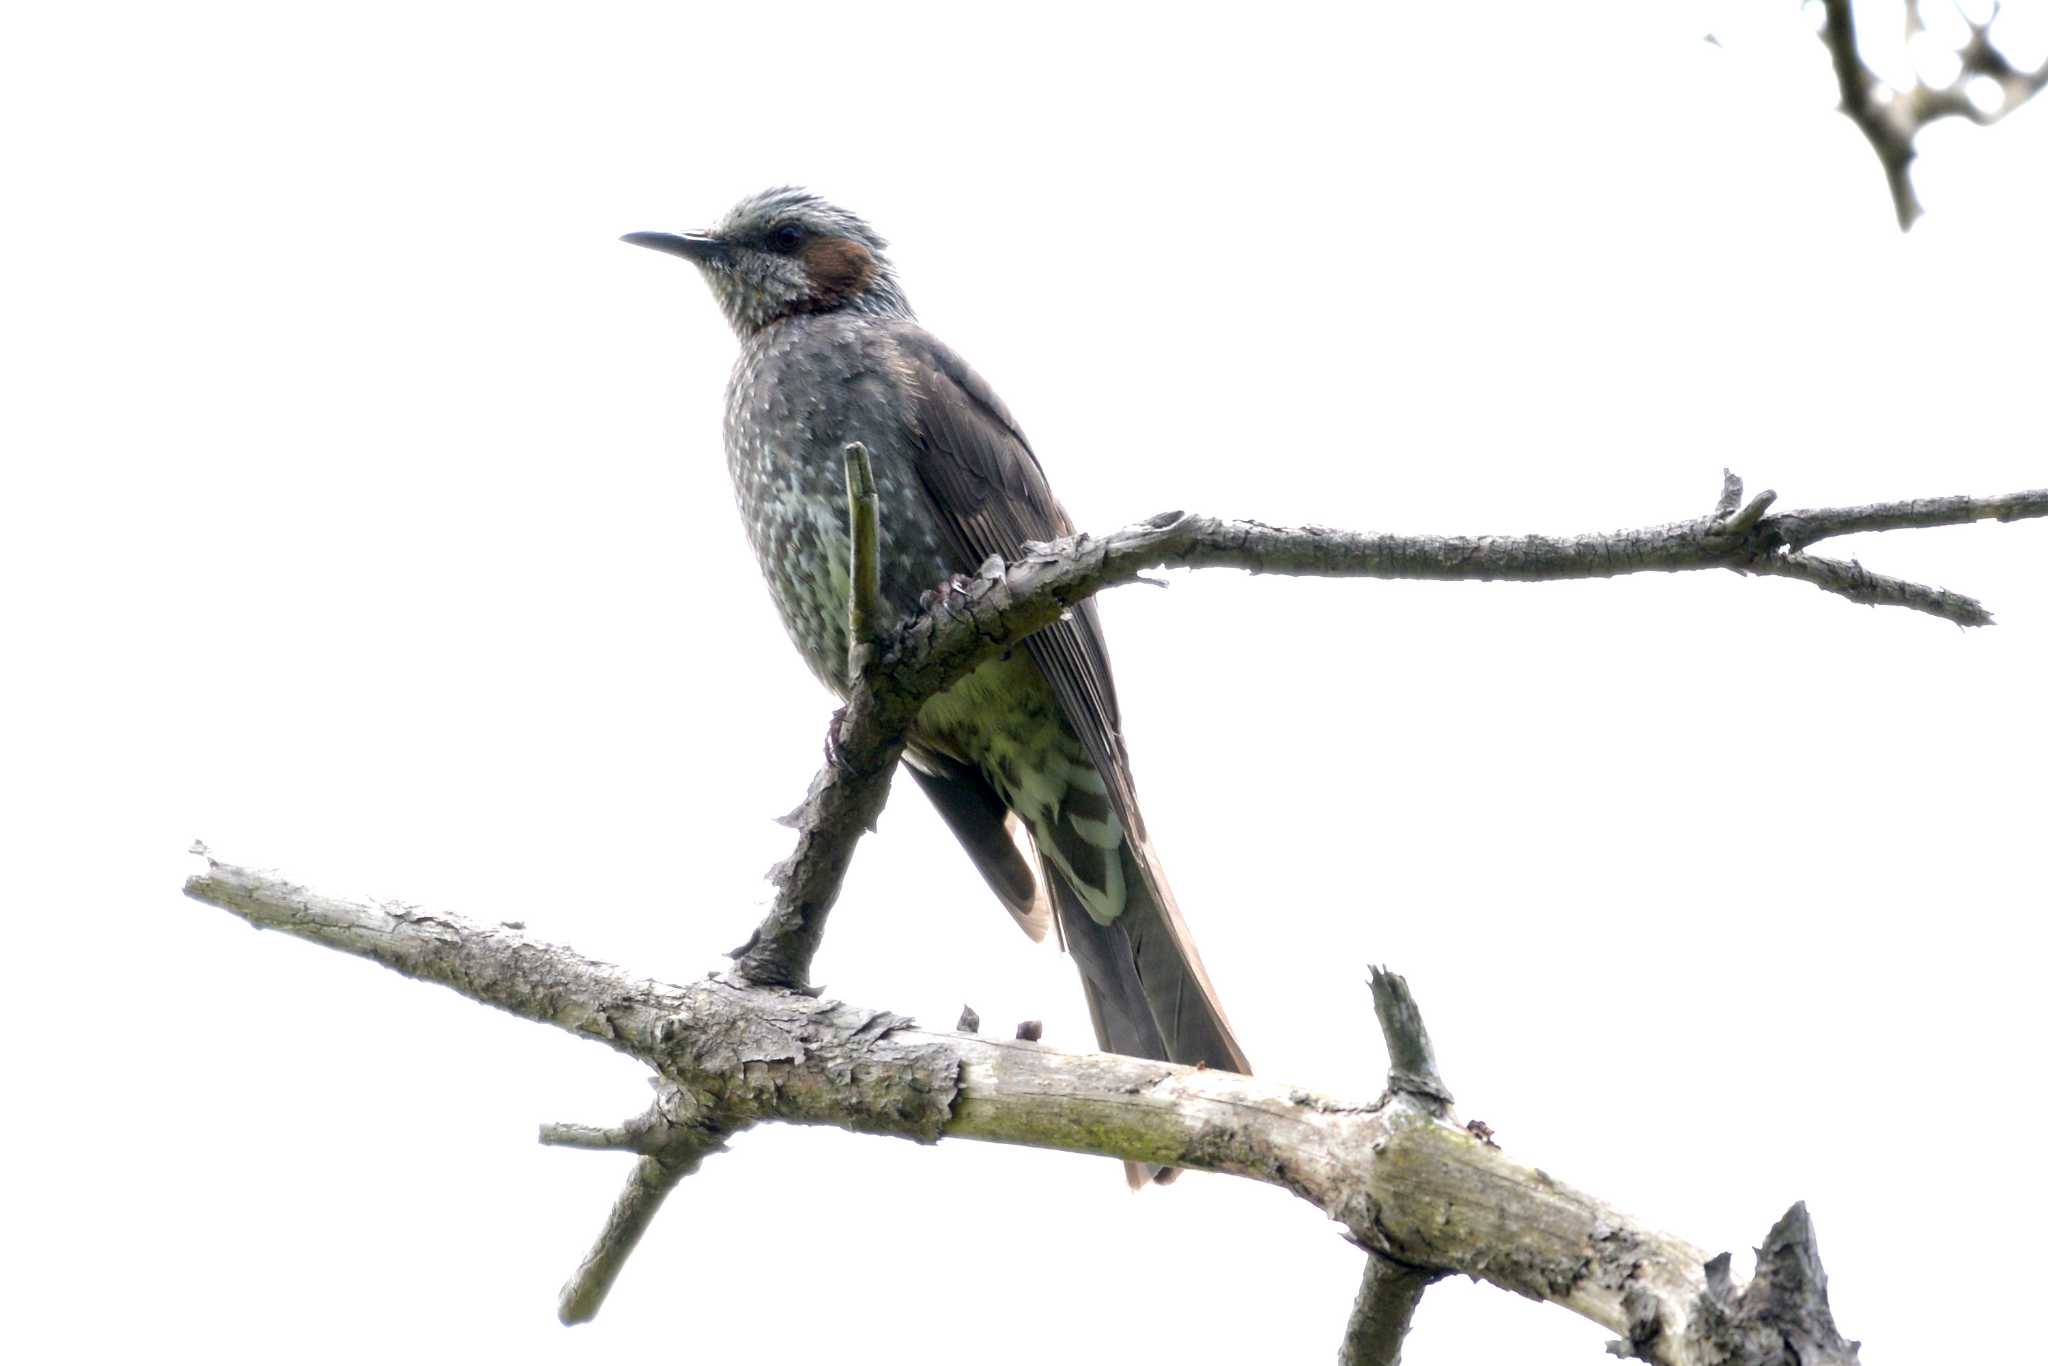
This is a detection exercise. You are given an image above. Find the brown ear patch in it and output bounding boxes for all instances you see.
[800,236,876,306]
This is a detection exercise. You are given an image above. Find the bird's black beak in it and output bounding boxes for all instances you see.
[621,230,730,264]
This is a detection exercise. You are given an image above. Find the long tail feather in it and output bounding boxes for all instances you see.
[1117,837,1251,1075]
[1047,836,1249,1189]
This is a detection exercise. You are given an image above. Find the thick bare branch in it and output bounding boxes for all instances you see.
[183,855,1858,1366]
[1341,1257,1433,1366]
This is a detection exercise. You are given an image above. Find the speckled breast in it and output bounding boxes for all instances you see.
[722,313,953,697]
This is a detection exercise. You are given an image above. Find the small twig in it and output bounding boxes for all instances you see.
[1368,966,1452,1111]
[538,1121,643,1152]
[1711,469,1745,521]
[1816,0,2048,229]
[1746,551,1989,625]
[557,1149,701,1325]
[547,1083,733,1324]
[844,441,883,682]
[1715,488,1778,539]
[1818,0,1914,227]
[1345,967,1452,1365]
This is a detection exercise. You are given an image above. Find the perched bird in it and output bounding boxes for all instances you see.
[626,190,1249,1180]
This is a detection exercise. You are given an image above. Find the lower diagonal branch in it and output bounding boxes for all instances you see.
[556,1150,696,1325]
[727,442,904,992]
[184,854,1857,1366]
[728,738,903,990]
[542,1082,736,1322]
[1745,550,1988,623]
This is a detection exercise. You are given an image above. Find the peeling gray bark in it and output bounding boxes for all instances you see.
[184,856,1859,1366]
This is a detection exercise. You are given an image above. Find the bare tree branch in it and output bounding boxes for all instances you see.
[1771,486,2048,551]
[181,855,1858,1365]
[1342,1257,1434,1366]
[1817,0,2048,229]
[177,471,2030,1358]
[727,469,2047,995]
[542,1082,730,1323]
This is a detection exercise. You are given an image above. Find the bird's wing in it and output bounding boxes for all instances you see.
[891,325,1137,831]
[903,753,1051,941]
[894,325,1249,1080]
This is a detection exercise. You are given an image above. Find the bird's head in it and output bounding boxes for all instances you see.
[624,187,910,337]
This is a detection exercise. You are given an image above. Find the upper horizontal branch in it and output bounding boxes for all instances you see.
[886,481,2045,718]
[727,472,2042,991]
[1770,488,2048,551]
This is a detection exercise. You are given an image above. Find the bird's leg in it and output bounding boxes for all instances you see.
[824,704,853,773]
[917,572,978,613]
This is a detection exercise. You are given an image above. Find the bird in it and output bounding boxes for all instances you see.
[624,190,1248,1181]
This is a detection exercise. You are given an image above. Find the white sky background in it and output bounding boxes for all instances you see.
[5,1,2045,1361]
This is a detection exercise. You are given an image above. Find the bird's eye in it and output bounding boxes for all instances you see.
[766,222,805,253]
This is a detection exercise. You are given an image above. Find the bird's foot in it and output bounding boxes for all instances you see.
[824,706,853,772]
[917,572,978,612]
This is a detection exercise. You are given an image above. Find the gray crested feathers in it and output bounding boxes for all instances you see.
[697,187,910,334]
[628,190,1250,1181]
